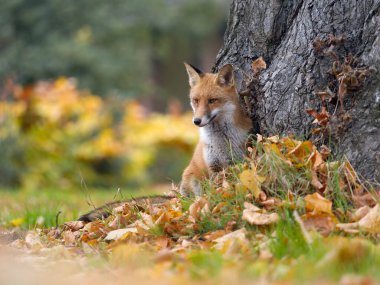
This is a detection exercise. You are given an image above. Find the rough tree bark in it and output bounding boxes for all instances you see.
[213,0,380,182]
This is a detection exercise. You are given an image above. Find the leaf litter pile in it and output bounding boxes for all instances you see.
[2,136,380,284]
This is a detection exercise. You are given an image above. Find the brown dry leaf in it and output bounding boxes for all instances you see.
[260,198,283,211]
[154,249,175,263]
[305,192,332,215]
[306,107,330,127]
[337,204,380,234]
[344,160,358,184]
[308,150,324,170]
[243,202,261,212]
[313,38,327,53]
[357,204,380,233]
[350,206,371,222]
[104,228,138,241]
[25,231,43,251]
[340,275,373,285]
[62,230,77,246]
[352,192,378,208]
[213,228,249,255]
[224,220,237,232]
[242,209,278,225]
[251,57,267,74]
[338,77,348,111]
[259,191,267,202]
[189,197,209,222]
[306,108,319,119]
[302,213,336,236]
[63,220,85,231]
[335,222,359,233]
[108,215,129,229]
[140,212,155,228]
[311,171,325,191]
[83,220,109,239]
[113,203,130,214]
[320,145,331,160]
[203,230,227,241]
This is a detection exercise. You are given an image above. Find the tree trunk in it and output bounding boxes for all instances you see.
[213,0,380,182]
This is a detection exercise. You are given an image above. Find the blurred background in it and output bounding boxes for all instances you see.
[0,0,231,193]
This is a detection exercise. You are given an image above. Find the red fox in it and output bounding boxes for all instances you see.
[78,63,252,221]
[180,63,252,196]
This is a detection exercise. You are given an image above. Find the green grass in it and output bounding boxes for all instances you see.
[0,186,161,229]
[270,209,310,259]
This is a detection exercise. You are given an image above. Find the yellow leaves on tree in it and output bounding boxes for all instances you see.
[1,78,198,188]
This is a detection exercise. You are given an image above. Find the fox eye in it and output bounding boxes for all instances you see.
[193,98,199,104]
[208,98,217,104]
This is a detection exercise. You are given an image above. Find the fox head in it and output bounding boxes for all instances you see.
[184,63,239,127]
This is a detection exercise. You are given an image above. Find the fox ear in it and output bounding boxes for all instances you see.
[184,63,203,87]
[216,64,234,87]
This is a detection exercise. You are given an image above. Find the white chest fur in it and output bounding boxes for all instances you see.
[199,114,248,172]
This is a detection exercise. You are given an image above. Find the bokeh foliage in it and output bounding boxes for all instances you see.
[0,0,228,109]
[0,79,198,189]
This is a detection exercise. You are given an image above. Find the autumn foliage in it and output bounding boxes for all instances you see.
[0,78,197,189]
[5,133,380,283]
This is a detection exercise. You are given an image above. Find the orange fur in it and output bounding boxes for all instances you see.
[180,63,252,196]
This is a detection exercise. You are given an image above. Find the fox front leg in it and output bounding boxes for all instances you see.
[180,177,202,197]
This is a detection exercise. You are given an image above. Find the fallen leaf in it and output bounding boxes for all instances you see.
[213,228,249,255]
[154,249,175,263]
[302,213,336,236]
[242,209,278,225]
[311,171,325,191]
[243,202,261,212]
[350,206,370,222]
[189,197,209,222]
[105,228,138,241]
[287,140,314,165]
[62,230,77,246]
[305,192,332,215]
[203,230,227,241]
[320,145,331,160]
[337,204,380,234]
[239,166,266,199]
[25,231,43,251]
[64,220,85,231]
[357,204,380,233]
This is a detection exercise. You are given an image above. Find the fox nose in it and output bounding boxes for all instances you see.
[193,118,202,126]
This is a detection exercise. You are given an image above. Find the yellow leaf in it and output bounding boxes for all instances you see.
[287,140,314,165]
[264,143,282,157]
[10,217,24,227]
[305,192,332,214]
[239,169,264,199]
